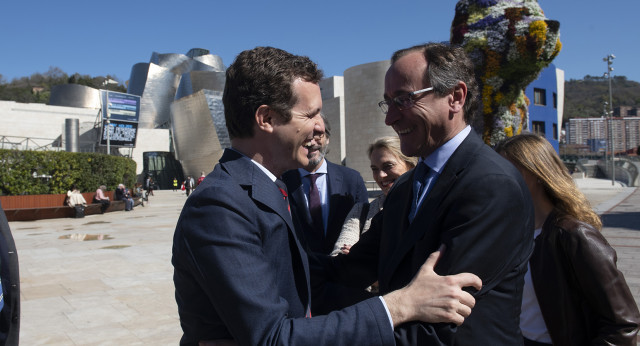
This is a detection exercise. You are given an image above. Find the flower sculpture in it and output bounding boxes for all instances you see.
[451,0,561,146]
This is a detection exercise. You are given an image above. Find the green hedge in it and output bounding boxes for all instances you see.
[0,149,136,196]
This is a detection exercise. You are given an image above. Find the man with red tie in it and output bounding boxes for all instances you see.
[171,46,481,346]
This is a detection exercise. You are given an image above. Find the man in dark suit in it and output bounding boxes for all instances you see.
[0,202,20,345]
[171,46,481,345]
[314,43,534,345]
[282,115,368,255]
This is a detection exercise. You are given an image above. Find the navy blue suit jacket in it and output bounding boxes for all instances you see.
[282,160,368,255]
[315,131,535,345]
[0,202,19,346]
[172,149,394,346]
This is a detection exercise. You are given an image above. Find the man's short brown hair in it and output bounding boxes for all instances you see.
[223,47,324,139]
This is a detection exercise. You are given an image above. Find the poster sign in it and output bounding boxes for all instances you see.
[102,91,140,122]
[100,120,138,147]
[100,90,141,147]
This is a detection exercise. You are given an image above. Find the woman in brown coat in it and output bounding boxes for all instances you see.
[497,133,639,345]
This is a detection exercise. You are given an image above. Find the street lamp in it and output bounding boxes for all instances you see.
[603,102,608,164]
[603,54,615,186]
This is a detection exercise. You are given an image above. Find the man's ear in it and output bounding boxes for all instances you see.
[255,105,274,133]
[450,81,467,113]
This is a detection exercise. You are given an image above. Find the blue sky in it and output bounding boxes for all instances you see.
[1,1,639,85]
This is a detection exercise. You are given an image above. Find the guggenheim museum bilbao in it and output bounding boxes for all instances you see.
[0,47,563,188]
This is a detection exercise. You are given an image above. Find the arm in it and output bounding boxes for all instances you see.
[383,246,481,327]
[331,203,365,256]
[563,223,640,344]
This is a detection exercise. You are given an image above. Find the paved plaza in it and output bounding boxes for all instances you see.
[7,178,640,345]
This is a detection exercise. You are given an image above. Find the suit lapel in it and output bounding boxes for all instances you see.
[220,149,310,287]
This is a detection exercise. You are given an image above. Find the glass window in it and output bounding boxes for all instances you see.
[533,121,545,135]
[552,123,558,140]
[534,88,546,106]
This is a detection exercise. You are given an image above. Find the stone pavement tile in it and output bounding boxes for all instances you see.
[21,332,75,346]
[64,304,132,329]
[114,288,177,316]
[21,283,71,300]
[126,315,180,343]
[62,279,111,295]
[62,291,121,310]
[63,269,117,283]
[64,323,142,346]
[20,273,66,288]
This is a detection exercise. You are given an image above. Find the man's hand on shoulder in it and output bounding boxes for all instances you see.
[383,245,482,327]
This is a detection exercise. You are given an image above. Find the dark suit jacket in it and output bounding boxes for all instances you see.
[316,131,535,345]
[172,149,394,346]
[282,160,368,255]
[0,202,20,346]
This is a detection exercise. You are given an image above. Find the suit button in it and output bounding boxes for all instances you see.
[12,316,18,323]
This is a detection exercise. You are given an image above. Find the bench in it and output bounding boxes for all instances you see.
[0,192,141,222]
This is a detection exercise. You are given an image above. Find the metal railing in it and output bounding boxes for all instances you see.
[0,135,62,151]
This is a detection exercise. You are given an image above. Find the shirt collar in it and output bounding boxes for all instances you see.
[421,125,471,174]
[298,159,327,176]
[229,147,277,182]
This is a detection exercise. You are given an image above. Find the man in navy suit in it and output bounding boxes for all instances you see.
[315,43,535,345]
[282,115,368,255]
[172,46,481,345]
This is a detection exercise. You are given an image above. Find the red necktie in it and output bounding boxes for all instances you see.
[307,173,324,236]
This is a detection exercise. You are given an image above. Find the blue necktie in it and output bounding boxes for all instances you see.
[409,163,432,222]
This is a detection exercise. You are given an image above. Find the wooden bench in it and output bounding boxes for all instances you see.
[0,191,140,222]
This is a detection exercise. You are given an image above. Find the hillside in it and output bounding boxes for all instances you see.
[0,67,126,104]
[564,75,640,119]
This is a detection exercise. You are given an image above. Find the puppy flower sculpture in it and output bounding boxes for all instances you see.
[451,0,561,146]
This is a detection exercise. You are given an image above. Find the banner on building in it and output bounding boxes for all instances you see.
[102,90,140,122]
[100,90,141,147]
[100,120,139,147]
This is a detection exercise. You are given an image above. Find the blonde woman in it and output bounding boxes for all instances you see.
[496,133,639,345]
[331,136,417,256]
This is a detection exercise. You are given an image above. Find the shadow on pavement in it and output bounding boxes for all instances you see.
[601,212,640,231]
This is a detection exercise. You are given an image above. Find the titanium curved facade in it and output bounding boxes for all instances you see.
[128,63,181,129]
[176,69,226,100]
[170,90,230,177]
[49,84,101,109]
[127,48,225,131]
[343,60,396,182]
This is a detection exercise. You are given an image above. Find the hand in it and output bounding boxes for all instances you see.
[340,244,352,255]
[383,245,482,327]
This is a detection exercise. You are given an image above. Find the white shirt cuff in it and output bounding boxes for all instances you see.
[378,296,394,330]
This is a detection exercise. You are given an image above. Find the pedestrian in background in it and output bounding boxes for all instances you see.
[184,176,194,196]
[93,185,110,214]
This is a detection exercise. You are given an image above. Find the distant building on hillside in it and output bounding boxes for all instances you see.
[614,106,639,117]
[566,116,640,154]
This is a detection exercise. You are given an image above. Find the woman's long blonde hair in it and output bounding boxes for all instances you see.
[367,136,418,169]
[496,133,602,230]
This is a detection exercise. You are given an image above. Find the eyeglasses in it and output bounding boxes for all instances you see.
[378,87,434,114]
